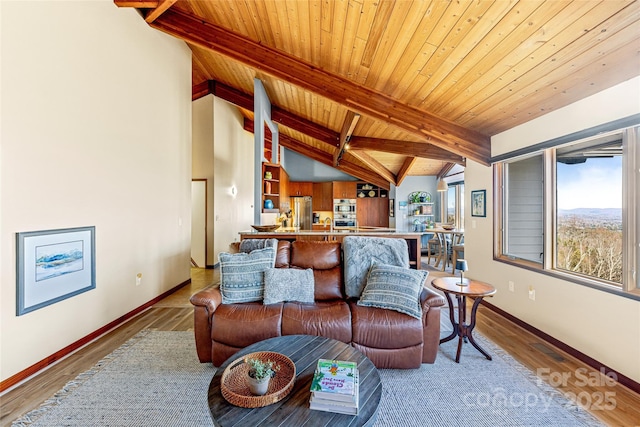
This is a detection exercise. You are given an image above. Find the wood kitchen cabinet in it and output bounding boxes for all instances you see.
[332,181,357,199]
[312,182,333,211]
[289,181,313,197]
[357,198,389,228]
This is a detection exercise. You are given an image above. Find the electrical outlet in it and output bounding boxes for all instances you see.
[508,281,514,292]
[528,286,535,301]
[136,273,143,286]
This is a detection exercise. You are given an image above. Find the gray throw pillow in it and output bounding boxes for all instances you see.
[239,239,278,265]
[219,247,276,304]
[357,263,428,319]
[263,268,315,305]
[343,236,409,298]
[239,238,278,253]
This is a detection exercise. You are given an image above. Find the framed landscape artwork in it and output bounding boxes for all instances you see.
[471,190,487,217]
[16,226,96,315]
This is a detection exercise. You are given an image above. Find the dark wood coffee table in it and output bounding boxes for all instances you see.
[208,335,382,426]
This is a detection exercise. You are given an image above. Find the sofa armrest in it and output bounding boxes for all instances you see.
[420,287,445,309]
[190,286,223,363]
[190,286,223,313]
[420,286,445,364]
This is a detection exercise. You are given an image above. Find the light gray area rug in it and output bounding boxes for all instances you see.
[13,328,602,426]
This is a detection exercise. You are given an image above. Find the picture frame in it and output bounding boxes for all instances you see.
[16,226,96,316]
[389,199,395,217]
[471,190,486,217]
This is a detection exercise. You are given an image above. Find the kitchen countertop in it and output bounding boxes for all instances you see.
[240,228,423,268]
[242,227,420,235]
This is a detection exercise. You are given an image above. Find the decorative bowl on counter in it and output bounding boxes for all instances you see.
[251,225,280,232]
[441,224,456,231]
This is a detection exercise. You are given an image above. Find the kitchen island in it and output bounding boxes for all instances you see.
[240,229,423,269]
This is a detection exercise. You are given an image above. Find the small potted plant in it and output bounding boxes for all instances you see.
[245,357,279,396]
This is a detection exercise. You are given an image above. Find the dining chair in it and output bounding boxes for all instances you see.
[451,234,464,273]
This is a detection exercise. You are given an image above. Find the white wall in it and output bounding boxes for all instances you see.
[192,95,254,265]
[1,1,192,381]
[212,97,255,262]
[192,97,215,266]
[464,77,640,383]
[395,176,438,232]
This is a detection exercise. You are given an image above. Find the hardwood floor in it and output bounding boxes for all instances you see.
[1,262,638,426]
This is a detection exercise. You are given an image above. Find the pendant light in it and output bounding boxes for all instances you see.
[437,179,448,192]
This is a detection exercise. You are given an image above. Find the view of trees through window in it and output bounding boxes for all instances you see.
[446,183,464,228]
[555,140,623,284]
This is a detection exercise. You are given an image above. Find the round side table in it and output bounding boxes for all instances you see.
[431,277,496,363]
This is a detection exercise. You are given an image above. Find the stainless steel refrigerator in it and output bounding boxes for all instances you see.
[292,196,313,230]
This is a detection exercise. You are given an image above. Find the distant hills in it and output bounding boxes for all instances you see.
[558,208,622,230]
[558,208,621,220]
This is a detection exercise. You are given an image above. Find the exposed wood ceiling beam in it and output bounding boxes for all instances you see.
[115,0,159,7]
[149,9,491,165]
[244,119,389,189]
[334,111,360,166]
[197,80,338,146]
[143,0,177,23]
[396,157,417,187]
[192,81,210,101]
[348,136,465,164]
[195,80,462,166]
[344,150,397,186]
[437,163,456,179]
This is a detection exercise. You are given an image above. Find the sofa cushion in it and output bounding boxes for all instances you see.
[343,236,409,298]
[274,240,292,268]
[357,263,427,319]
[290,241,343,300]
[349,300,424,349]
[218,247,275,304]
[282,301,352,343]
[211,302,283,347]
[263,268,315,304]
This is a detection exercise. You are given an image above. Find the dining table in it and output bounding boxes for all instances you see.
[430,227,464,272]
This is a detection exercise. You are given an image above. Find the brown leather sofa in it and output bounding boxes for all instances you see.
[190,240,445,369]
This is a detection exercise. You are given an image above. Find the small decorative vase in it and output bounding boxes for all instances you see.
[247,375,270,396]
[264,199,274,209]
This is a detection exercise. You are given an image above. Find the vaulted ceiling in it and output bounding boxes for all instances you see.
[116,0,640,189]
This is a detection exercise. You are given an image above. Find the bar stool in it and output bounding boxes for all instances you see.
[426,236,441,266]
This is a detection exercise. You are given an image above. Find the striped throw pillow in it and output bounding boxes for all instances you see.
[219,247,275,303]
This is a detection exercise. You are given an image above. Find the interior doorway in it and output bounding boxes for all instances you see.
[191,179,207,267]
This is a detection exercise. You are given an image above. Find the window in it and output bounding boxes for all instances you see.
[556,137,623,283]
[495,123,639,297]
[443,182,464,229]
[503,155,543,263]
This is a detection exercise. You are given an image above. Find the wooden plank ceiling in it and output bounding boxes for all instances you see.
[116,0,640,188]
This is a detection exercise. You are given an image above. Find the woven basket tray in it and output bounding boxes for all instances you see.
[220,351,296,408]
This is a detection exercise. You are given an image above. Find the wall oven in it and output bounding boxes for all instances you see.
[333,199,356,227]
